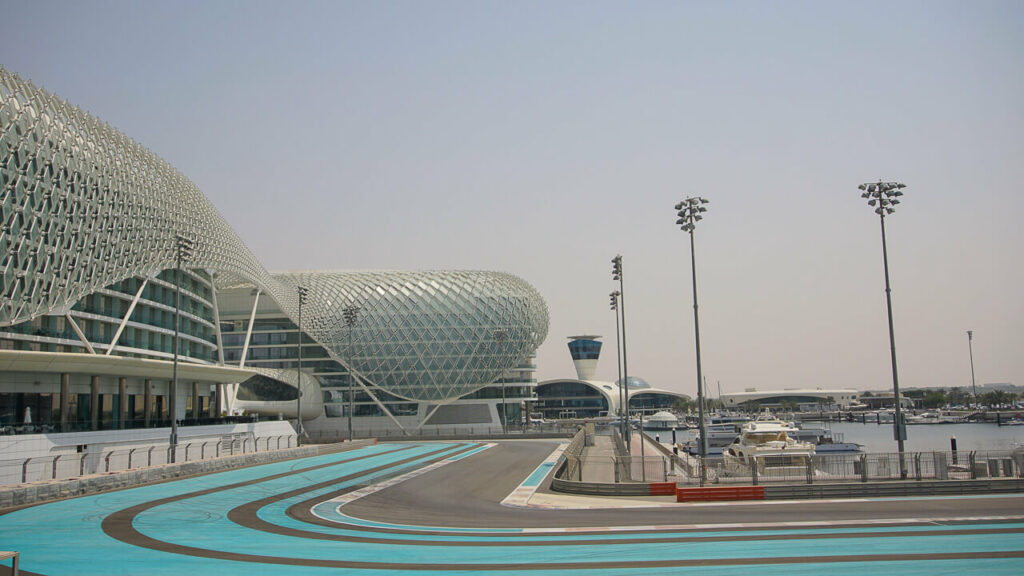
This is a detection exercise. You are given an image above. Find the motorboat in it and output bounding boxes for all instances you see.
[791,425,861,453]
[723,417,815,477]
[906,410,963,424]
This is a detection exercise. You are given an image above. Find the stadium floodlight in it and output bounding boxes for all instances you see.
[611,256,631,450]
[674,197,709,485]
[859,180,909,479]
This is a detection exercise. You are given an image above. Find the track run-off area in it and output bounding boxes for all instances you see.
[2,441,1023,575]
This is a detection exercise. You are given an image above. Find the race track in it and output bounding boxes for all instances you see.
[2,440,1023,575]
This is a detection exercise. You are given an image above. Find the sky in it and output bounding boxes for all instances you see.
[2,1,1021,397]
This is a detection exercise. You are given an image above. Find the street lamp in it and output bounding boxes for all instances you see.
[296,285,309,445]
[967,331,977,403]
[342,305,360,441]
[609,291,624,442]
[495,328,509,434]
[611,255,631,451]
[675,197,708,486]
[170,234,194,463]
[858,180,908,479]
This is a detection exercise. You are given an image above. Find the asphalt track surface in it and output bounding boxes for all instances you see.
[1,440,1023,575]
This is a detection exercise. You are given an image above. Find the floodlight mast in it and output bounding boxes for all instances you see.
[296,285,309,445]
[611,255,631,451]
[858,180,908,479]
[343,306,360,441]
[675,197,708,486]
[170,234,194,463]
[610,291,624,442]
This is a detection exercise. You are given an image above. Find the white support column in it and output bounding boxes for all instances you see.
[210,276,225,366]
[65,313,96,355]
[238,289,261,368]
[105,278,149,355]
[415,403,444,432]
[351,369,408,434]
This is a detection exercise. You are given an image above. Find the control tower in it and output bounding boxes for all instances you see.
[567,335,602,381]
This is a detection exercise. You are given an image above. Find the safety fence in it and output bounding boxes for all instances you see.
[559,428,587,481]
[689,449,1024,486]
[305,422,582,442]
[0,434,296,485]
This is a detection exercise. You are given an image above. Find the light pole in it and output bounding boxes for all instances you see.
[494,328,509,434]
[170,234,194,463]
[859,180,908,479]
[343,305,360,441]
[675,197,708,486]
[967,331,977,403]
[609,291,624,442]
[611,255,631,451]
[296,285,309,445]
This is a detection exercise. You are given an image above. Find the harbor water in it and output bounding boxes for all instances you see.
[828,421,1024,453]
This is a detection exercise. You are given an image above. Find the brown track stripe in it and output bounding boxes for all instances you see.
[96,442,1024,569]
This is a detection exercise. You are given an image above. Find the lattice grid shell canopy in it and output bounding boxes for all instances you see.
[0,67,549,402]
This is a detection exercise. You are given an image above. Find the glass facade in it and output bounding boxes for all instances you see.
[568,338,602,360]
[534,380,610,419]
[0,268,217,362]
[222,313,539,421]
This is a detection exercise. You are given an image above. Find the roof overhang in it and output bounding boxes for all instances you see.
[0,350,259,383]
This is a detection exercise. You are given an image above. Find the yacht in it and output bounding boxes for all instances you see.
[723,417,815,476]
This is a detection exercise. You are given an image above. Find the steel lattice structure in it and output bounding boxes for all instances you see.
[0,67,548,402]
[276,270,547,401]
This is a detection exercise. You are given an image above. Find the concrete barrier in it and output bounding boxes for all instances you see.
[649,482,676,496]
[762,478,1024,500]
[677,485,765,502]
[0,440,376,510]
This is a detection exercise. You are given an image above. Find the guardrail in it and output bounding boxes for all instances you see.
[305,423,581,441]
[0,550,18,576]
[763,479,1024,500]
[696,449,1024,486]
[0,434,296,486]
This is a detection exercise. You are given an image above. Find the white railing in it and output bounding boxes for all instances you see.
[0,434,296,486]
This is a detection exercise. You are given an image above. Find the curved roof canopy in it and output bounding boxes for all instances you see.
[0,67,548,402]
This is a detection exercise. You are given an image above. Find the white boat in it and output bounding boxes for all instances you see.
[723,417,815,477]
[642,411,680,430]
[906,410,963,424]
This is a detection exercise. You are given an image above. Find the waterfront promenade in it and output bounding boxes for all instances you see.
[2,439,1023,575]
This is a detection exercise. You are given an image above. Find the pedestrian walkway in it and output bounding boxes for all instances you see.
[579,434,619,482]
[577,431,677,483]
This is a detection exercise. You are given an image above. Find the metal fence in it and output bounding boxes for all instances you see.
[0,434,296,485]
[305,422,581,442]
[560,428,587,481]
[694,449,1024,486]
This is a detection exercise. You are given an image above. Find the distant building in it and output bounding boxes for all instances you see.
[858,394,914,410]
[720,388,861,409]
[534,336,689,419]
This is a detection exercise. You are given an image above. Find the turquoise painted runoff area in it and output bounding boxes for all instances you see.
[0,442,1021,575]
[523,460,555,487]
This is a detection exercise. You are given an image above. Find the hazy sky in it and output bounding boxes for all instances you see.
[2,1,1021,397]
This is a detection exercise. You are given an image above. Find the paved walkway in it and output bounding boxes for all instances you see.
[579,434,618,482]
[579,432,676,483]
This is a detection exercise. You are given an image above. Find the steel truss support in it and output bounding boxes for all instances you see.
[105,277,150,355]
